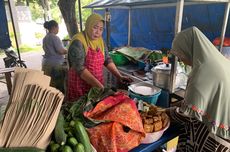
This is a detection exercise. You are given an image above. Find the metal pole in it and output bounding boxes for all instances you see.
[78,0,83,32]
[169,0,184,93]
[219,2,230,52]
[174,0,184,34]
[128,8,131,46]
[8,0,21,61]
[105,8,111,51]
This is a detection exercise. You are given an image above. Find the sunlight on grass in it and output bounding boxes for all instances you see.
[19,44,42,52]
[0,45,42,57]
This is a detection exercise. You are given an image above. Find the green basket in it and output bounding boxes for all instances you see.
[109,52,129,66]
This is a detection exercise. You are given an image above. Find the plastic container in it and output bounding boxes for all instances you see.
[137,60,146,69]
[137,60,153,71]
[213,37,230,46]
[109,51,129,66]
[128,82,161,105]
[128,90,161,105]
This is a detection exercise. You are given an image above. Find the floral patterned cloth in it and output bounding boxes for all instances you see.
[84,92,145,152]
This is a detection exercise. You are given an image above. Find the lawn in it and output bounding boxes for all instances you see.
[0,45,42,57]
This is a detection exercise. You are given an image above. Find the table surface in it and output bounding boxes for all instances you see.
[0,67,15,73]
[130,122,184,152]
[0,67,15,95]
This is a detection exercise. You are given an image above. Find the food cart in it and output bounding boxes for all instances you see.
[84,0,230,94]
[83,0,230,151]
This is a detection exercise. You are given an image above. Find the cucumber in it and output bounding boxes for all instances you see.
[61,145,73,152]
[50,143,60,152]
[69,120,76,127]
[54,112,67,145]
[67,129,74,137]
[67,137,78,148]
[73,143,85,152]
[74,121,92,152]
[49,140,55,145]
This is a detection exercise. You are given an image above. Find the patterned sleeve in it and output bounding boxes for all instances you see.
[169,107,191,125]
[103,41,113,66]
[68,40,86,74]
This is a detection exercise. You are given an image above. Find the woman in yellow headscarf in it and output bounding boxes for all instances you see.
[66,13,132,101]
[168,27,230,151]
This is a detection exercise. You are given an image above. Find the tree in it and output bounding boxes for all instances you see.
[76,0,93,23]
[40,0,51,21]
[58,0,94,38]
[17,0,52,21]
[16,0,94,38]
[58,0,78,38]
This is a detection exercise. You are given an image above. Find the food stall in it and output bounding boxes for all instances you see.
[84,0,230,103]
[83,0,230,151]
[0,1,229,152]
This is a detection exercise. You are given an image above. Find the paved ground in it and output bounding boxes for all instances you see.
[0,50,43,69]
[0,50,43,106]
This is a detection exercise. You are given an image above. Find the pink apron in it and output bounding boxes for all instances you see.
[67,47,104,101]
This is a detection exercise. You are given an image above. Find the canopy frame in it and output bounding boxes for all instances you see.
[85,0,230,93]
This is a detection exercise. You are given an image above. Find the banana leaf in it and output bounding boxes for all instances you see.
[62,87,116,128]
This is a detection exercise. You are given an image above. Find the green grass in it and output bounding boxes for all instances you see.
[0,45,42,56]
[19,44,42,52]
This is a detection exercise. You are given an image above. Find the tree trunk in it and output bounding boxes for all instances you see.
[40,0,51,21]
[26,0,29,6]
[44,0,51,20]
[58,0,78,38]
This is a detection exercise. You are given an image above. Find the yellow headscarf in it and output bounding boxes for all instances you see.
[70,13,105,53]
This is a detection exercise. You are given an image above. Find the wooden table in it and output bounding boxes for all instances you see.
[0,68,15,95]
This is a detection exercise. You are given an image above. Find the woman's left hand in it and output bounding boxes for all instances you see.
[119,76,133,85]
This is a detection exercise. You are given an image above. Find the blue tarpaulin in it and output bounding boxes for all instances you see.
[92,3,230,50]
[0,0,11,49]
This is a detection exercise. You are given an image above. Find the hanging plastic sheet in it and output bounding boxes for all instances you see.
[95,3,230,50]
[0,0,11,49]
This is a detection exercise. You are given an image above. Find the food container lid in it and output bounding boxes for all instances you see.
[151,62,171,72]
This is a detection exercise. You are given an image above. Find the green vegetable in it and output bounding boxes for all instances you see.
[73,143,85,152]
[74,121,92,152]
[67,129,74,137]
[50,143,60,152]
[155,53,163,60]
[49,140,55,145]
[67,137,78,148]
[149,52,156,61]
[61,145,73,152]
[69,96,87,120]
[69,120,76,127]
[54,112,67,145]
